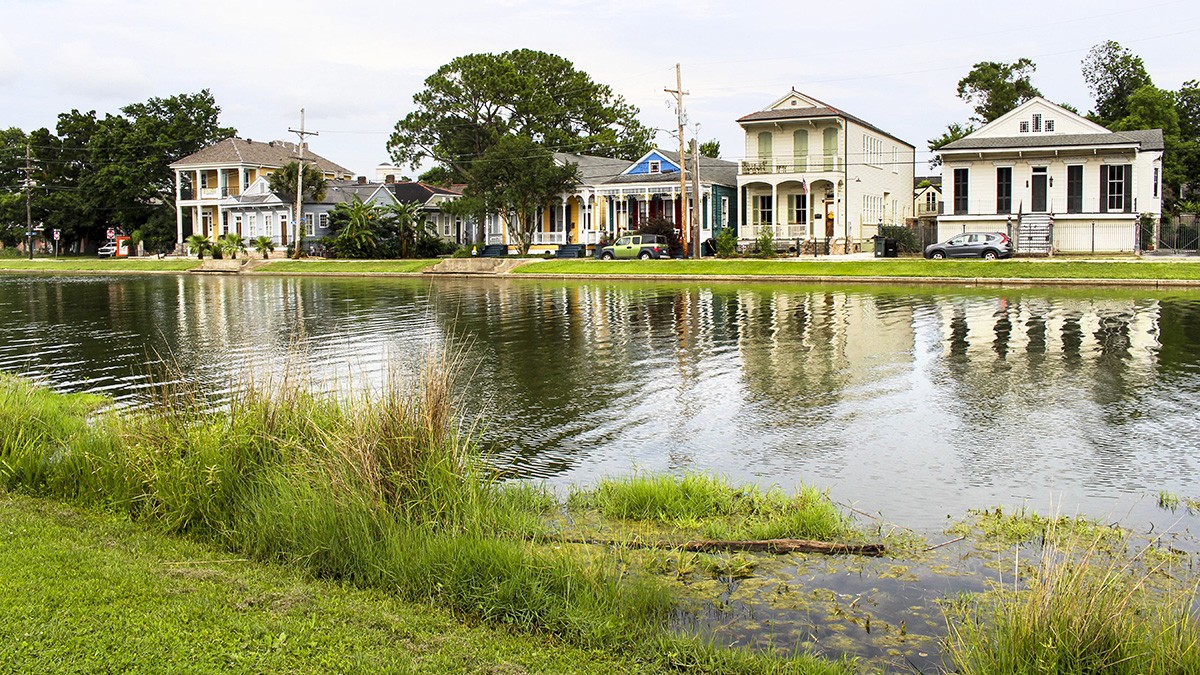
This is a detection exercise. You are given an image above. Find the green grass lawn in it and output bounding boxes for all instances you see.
[516,258,1200,281]
[0,491,666,674]
[0,257,201,272]
[253,259,438,274]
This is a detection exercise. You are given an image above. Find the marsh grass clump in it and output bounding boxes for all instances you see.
[951,507,1125,549]
[945,528,1200,674]
[572,473,852,542]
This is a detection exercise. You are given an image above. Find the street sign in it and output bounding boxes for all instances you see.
[53,229,60,241]
[106,228,115,240]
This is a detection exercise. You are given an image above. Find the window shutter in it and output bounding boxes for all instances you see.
[1123,164,1133,213]
[1100,165,1109,214]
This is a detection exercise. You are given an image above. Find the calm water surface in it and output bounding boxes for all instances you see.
[2,273,1199,534]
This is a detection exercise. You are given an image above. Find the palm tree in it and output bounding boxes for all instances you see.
[220,233,247,259]
[330,197,379,259]
[251,236,275,259]
[387,201,433,258]
[185,234,211,260]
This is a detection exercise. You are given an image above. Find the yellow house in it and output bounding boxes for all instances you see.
[170,137,353,250]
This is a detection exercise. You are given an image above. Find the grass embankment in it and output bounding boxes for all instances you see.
[0,371,849,674]
[517,258,1200,281]
[0,257,201,272]
[253,259,438,274]
[0,491,654,674]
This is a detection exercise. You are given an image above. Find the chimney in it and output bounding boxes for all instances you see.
[357,176,366,185]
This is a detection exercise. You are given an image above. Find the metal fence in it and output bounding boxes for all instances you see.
[1157,214,1200,252]
[1053,221,1139,254]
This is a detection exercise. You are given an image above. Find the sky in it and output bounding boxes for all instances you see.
[1,0,1197,180]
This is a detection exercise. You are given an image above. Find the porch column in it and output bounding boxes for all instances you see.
[561,197,568,244]
[237,167,245,196]
[175,170,184,247]
[771,182,779,239]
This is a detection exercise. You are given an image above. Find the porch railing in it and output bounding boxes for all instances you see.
[533,231,566,245]
[740,155,840,175]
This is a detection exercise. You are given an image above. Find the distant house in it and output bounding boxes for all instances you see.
[220,177,398,250]
[170,137,354,250]
[936,97,1164,253]
[914,176,942,219]
[387,181,471,245]
[736,90,915,252]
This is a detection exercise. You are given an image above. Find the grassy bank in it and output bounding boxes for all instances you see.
[0,257,201,272]
[254,259,438,274]
[516,258,1200,281]
[0,371,849,674]
[0,491,664,674]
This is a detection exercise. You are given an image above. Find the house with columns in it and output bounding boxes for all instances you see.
[170,137,353,249]
[936,97,1163,253]
[736,90,915,252]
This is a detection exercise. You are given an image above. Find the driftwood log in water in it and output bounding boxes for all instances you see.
[537,535,886,557]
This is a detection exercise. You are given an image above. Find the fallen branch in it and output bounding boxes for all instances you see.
[922,535,966,552]
[535,535,885,557]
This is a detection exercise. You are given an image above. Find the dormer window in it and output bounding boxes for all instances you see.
[1032,113,1043,132]
[648,160,661,174]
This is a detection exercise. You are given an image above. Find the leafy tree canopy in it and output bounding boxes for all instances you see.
[462,135,579,254]
[926,123,974,169]
[957,58,1042,125]
[1112,85,1179,137]
[698,140,721,158]
[388,49,653,182]
[267,162,327,204]
[1082,40,1153,125]
[1175,80,1200,140]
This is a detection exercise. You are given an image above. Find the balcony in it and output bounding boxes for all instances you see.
[916,203,942,217]
[197,186,240,200]
[740,154,839,175]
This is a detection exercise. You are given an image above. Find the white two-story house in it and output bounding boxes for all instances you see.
[736,90,915,253]
[936,98,1164,253]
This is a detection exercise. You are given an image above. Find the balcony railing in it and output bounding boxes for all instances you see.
[197,187,240,200]
[740,155,839,175]
[748,222,811,239]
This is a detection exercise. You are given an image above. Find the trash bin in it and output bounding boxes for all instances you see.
[884,237,899,258]
[872,235,887,258]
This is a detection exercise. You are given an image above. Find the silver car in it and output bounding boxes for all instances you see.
[924,232,1014,260]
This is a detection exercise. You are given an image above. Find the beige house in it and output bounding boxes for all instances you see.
[170,137,353,250]
[936,98,1164,253]
[736,90,915,253]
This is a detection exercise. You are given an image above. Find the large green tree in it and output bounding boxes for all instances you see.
[1082,40,1153,125]
[462,135,580,255]
[389,49,653,176]
[957,58,1042,125]
[267,161,327,204]
[926,123,974,169]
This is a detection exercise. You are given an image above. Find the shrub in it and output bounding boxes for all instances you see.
[879,224,920,254]
[715,227,738,257]
[755,223,774,257]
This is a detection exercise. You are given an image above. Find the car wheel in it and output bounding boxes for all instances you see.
[930,251,946,259]
[638,251,652,260]
[600,252,614,260]
[982,250,998,260]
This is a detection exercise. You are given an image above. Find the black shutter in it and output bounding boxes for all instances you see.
[1100,165,1109,214]
[1123,164,1133,213]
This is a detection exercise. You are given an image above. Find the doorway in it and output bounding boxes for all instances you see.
[1032,167,1048,212]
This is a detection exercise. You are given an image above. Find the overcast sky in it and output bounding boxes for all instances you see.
[2,0,1197,179]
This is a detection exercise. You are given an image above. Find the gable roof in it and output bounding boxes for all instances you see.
[737,89,914,148]
[388,181,462,205]
[603,148,738,187]
[941,97,1164,153]
[170,137,354,176]
[553,152,632,185]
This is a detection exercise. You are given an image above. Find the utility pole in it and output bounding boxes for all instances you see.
[690,138,702,259]
[289,109,318,259]
[25,139,33,260]
[665,64,689,257]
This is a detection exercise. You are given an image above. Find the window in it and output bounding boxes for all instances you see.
[305,214,315,237]
[200,172,209,189]
[925,191,937,211]
[754,195,773,226]
[892,146,898,173]
[1102,165,1129,212]
[318,213,329,230]
[862,194,883,224]
[721,197,729,229]
[996,167,1012,214]
[248,214,257,237]
[1032,113,1042,132]
[1154,167,1160,198]
[443,215,451,236]
[822,128,838,170]
[1045,119,1055,132]
[233,214,243,235]
[757,132,773,160]
[1020,121,1030,133]
[1067,165,1083,213]
[862,135,883,167]
[265,214,273,235]
[790,193,807,225]
[648,160,661,174]
[954,168,969,214]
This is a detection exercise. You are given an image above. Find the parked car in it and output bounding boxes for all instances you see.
[924,232,1014,260]
[598,234,671,260]
[97,242,117,258]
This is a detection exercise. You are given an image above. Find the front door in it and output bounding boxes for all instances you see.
[824,202,834,237]
[1031,168,1048,212]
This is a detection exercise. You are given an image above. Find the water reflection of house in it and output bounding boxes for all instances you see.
[734,289,916,408]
